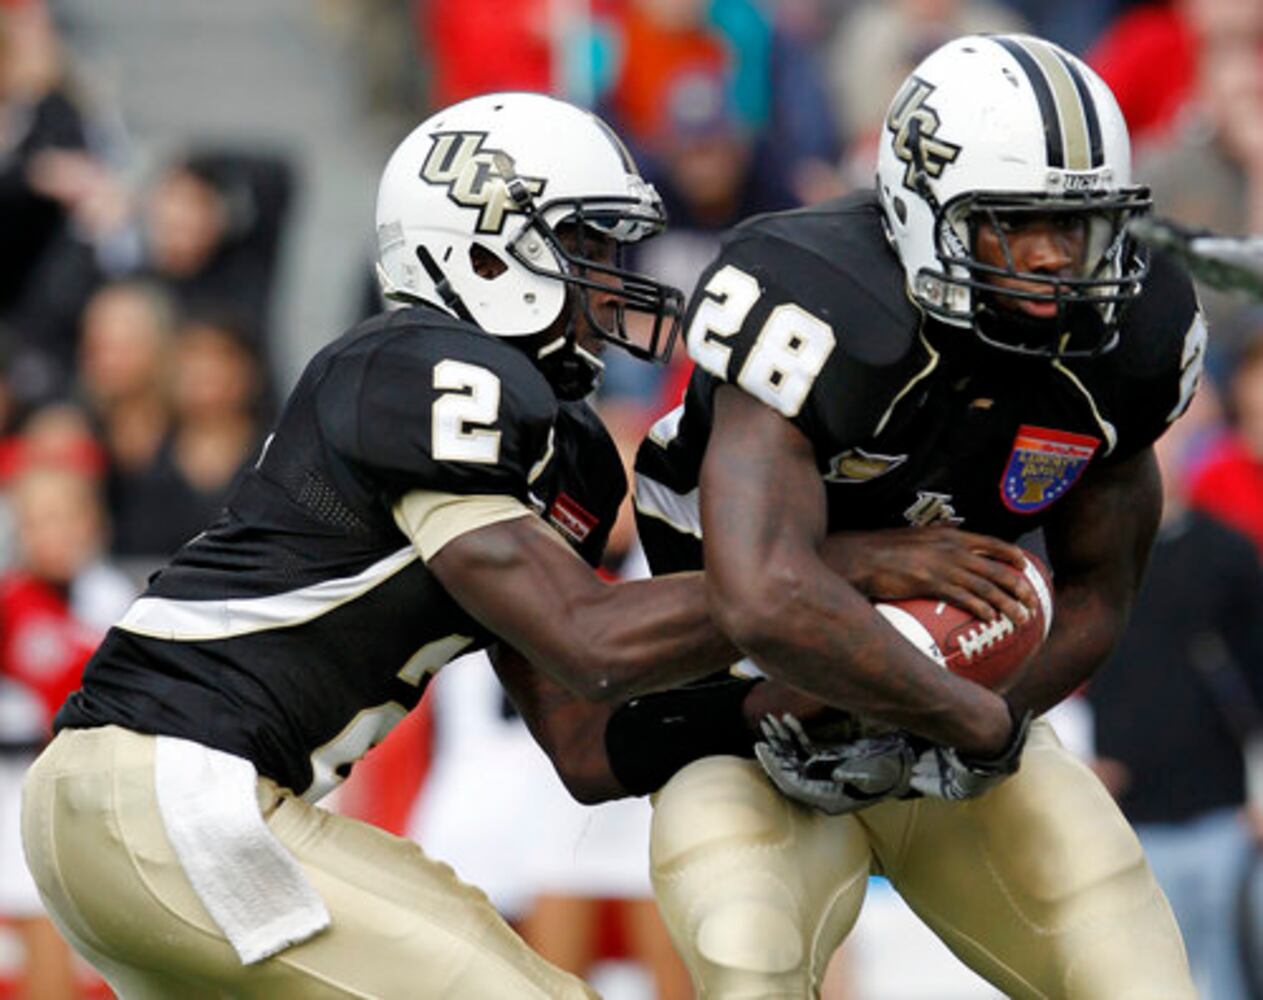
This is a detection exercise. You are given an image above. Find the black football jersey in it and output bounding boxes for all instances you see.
[635,190,1207,575]
[56,306,625,799]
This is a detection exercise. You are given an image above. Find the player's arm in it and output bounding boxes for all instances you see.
[489,644,623,804]
[425,507,738,704]
[486,509,1036,803]
[701,384,1014,757]
[493,638,846,803]
[1002,443,1162,718]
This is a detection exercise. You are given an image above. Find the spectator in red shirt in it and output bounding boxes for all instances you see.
[1089,0,1263,149]
[0,451,133,1000]
[424,0,556,107]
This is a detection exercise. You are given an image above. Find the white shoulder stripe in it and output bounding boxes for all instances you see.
[633,473,701,539]
[118,547,419,641]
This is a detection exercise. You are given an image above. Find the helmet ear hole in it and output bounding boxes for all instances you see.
[469,243,508,280]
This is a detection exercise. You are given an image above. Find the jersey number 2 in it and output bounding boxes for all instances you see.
[687,264,836,418]
[433,360,501,463]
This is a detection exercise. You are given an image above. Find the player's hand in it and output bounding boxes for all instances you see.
[907,709,1032,800]
[754,713,914,815]
[822,527,1037,624]
[754,709,1031,814]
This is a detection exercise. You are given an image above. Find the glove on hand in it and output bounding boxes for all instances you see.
[754,709,1033,814]
[907,709,1032,801]
[754,713,915,815]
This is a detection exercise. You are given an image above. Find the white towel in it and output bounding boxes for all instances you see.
[154,736,331,964]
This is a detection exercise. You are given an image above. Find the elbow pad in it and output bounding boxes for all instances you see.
[604,677,760,796]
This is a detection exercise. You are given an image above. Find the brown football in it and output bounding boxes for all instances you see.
[873,552,1054,692]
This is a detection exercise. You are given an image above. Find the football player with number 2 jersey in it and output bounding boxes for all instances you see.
[18,93,745,999]
[631,35,1201,997]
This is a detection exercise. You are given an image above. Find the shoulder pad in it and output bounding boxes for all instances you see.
[1080,250,1206,459]
[1113,250,1200,377]
[684,190,930,453]
[720,191,920,368]
[317,315,557,500]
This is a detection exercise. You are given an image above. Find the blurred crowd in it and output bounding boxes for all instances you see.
[6,0,1263,996]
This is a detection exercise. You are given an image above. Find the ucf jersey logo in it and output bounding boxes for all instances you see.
[904,491,963,527]
[420,131,547,234]
[886,77,961,191]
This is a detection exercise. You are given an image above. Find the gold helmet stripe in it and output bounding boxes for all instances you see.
[1015,36,1093,171]
[992,36,1097,172]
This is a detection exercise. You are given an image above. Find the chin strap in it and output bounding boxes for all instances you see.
[414,245,476,324]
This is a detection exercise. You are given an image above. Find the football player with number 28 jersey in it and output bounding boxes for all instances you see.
[18,93,744,999]
[631,35,1201,997]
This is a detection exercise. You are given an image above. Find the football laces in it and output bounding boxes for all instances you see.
[956,616,1015,660]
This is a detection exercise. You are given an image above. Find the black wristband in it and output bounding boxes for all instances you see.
[604,677,760,796]
[958,700,1032,772]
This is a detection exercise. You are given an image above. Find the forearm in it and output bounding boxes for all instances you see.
[1006,445,1161,717]
[491,645,626,803]
[430,512,737,703]
[730,548,1011,754]
[1002,576,1128,717]
[575,570,740,701]
[702,388,1010,756]
[525,701,627,804]
[495,644,762,803]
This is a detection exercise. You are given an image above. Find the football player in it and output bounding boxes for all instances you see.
[19,92,746,999]
[630,34,1203,997]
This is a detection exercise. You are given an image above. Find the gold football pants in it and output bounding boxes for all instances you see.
[22,725,596,999]
[649,720,1195,999]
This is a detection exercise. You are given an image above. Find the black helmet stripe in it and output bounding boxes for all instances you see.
[993,36,1064,167]
[992,35,1099,171]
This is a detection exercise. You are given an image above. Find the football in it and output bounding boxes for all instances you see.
[873,552,1054,691]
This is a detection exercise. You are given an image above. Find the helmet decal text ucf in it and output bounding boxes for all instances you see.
[886,78,961,192]
[419,131,546,234]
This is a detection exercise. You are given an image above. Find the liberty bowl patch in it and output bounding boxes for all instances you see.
[1000,425,1100,514]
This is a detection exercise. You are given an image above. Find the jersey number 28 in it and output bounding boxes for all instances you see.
[687,264,836,418]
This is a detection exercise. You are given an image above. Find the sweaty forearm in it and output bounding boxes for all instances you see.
[702,387,1011,756]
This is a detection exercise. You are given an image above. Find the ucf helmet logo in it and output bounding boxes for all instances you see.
[886,77,961,191]
[420,131,547,234]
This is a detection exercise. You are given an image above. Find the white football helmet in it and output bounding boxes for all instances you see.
[876,34,1151,357]
[376,92,684,395]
